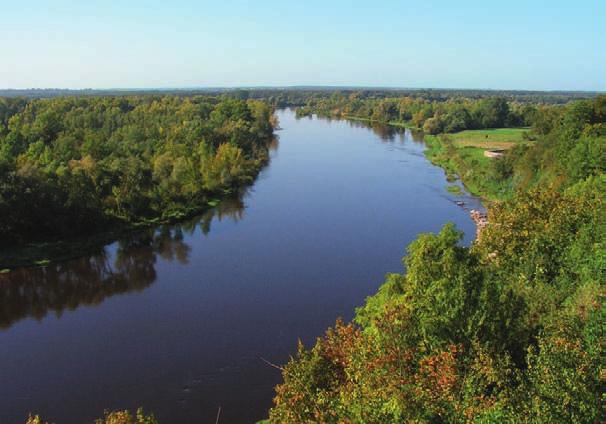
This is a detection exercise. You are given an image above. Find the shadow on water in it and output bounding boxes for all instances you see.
[345,119,402,141]
[296,112,426,144]
[0,195,246,331]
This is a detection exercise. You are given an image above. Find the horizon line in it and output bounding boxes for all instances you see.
[1,85,604,94]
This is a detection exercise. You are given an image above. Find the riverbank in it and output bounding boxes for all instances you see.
[339,114,416,129]
[424,133,506,200]
[0,161,267,271]
[307,114,494,233]
[0,199,217,270]
[323,115,500,239]
[296,110,417,130]
[306,112,521,201]
[423,128,529,201]
[0,96,277,270]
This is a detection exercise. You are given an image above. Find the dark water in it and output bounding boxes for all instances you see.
[0,110,482,424]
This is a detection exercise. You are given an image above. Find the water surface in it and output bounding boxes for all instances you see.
[0,110,482,423]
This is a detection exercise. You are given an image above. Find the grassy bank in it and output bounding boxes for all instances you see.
[424,128,529,200]
[323,112,525,201]
[330,116,523,201]
[326,115,527,200]
[446,127,528,149]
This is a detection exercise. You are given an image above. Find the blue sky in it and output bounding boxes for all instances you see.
[1,0,604,90]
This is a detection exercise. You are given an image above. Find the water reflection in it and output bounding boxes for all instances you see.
[296,113,425,144]
[198,195,246,235]
[268,135,280,152]
[345,119,400,141]
[0,195,246,330]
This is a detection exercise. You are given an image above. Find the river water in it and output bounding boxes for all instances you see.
[0,109,482,423]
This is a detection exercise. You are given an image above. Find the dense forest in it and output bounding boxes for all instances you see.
[268,96,606,422]
[0,96,275,252]
[231,88,599,109]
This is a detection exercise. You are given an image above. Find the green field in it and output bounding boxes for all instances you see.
[424,134,513,200]
[447,127,529,150]
[422,128,531,200]
[446,184,463,195]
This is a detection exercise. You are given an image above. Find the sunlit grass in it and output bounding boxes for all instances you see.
[425,135,513,200]
[446,185,463,195]
[449,127,528,150]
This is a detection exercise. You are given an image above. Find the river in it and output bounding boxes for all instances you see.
[0,109,482,423]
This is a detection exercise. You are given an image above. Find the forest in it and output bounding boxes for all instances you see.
[268,96,606,422]
[294,93,547,134]
[0,96,275,253]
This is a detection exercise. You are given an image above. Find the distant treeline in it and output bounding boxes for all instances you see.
[294,94,565,134]
[0,88,234,99]
[0,96,275,248]
[268,96,606,422]
[1,87,600,104]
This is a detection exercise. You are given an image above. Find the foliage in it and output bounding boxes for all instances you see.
[25,408,157,424]
[94,408,158,424]
[295,93,541,134]
[424,96,606,201]
[0,96,274,248]
[447,184,463,195]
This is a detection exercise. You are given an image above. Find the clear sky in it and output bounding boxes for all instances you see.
[1,0,604,90]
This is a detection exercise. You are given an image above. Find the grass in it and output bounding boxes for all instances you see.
[424,134,513,201]
[447,128,529,150]
[447,185,463,195]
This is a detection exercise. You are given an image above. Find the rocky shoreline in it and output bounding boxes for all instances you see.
[470,209,488,239]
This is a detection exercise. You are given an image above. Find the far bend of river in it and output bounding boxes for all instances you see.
[0,109,483,424]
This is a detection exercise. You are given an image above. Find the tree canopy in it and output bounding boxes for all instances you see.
[0,95,275,248]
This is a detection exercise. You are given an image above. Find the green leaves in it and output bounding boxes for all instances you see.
[0,96,275,248]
